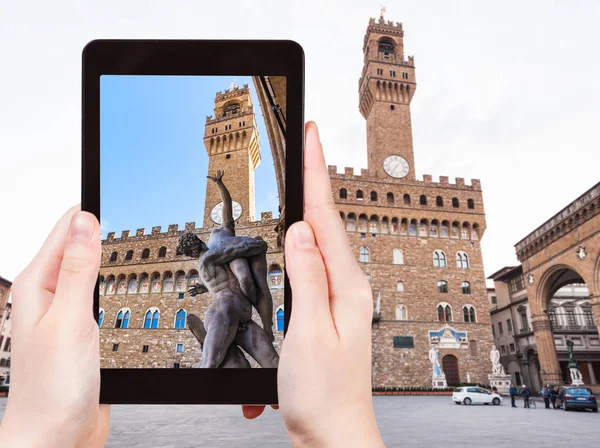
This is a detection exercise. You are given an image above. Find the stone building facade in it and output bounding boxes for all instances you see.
[511,181,600,391]
[488,266,599,392]
[0,276,12,384]
[99,84,285,369]
[328,17,494,387]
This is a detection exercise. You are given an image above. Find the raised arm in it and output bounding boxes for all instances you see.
[202,239,268,268]
[207,170,234,230]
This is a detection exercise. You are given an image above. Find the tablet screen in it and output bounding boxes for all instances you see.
[98,75,286,370]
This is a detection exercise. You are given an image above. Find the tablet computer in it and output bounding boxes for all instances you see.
[82,40,304,404]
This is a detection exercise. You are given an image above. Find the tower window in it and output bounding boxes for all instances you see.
[158,246,167,258]
[436,196,443,207]
[110,251,118,262]
[378,40,394,55]
[467,199,475,209]
[390,105,395,111]
[142,345,149,353]
[356,190,364,200]
[452,198,459,208]
[125,250,133,261]
[402,72,409,79]
[340,188,348,199]
[226,154,231,159]
[370,191,378,201]
[113,344,119,352]
[377,68,383,75]
[419,195,427,206]
[141,248,150,259]
[225,124,232,130]
[390,70,396,77]
[403,194,411,205]
[387,192,394,203]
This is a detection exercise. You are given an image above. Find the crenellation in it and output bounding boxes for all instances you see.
[106,232,115,241]
[455,178,465,187]
[439,176,449,185]
[167,224,178,234]
[423,174,432,183]
[328,165,337,174]
[136,228,145,237]
[471,179,482,191]
[121,230,130,239]
[184,222,195,232]
[260,212,273,220]
[151,226,161,235]
[344,167,355,176]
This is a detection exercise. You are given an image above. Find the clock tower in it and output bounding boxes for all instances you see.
[359,17,417,180]
[203,83,261,227]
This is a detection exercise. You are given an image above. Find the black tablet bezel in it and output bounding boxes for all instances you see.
[82,39,304,404]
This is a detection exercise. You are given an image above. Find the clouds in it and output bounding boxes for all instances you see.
[1,0,599,284]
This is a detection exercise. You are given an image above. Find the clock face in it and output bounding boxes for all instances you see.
[211,201,243,224]
[383,155,410,178]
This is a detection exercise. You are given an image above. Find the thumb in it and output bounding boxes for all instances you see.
[284,222,335,337]
[52,211,101,317]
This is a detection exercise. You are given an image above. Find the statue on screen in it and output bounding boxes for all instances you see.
[177,170,278,368]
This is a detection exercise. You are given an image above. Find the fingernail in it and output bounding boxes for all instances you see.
[70,212,95,241]
[306,122,319,142]
[292,222,316,249]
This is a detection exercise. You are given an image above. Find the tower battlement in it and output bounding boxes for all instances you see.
[327,165,481,191]
[102,211,279,243]
[205,105,254,124]
[215,83,250,101]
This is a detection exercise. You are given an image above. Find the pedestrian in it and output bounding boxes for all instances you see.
[541,385,550,409]
[549,385,558,409]
[509,384,518,408]
[521,385,531,408]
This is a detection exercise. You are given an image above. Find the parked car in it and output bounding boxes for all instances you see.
[557,386,598,412]
[453,387,502,405]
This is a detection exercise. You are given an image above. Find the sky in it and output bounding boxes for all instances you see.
[99,75,278,236]
[1,0,599,285]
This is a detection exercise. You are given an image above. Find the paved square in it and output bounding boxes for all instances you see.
[1,396,598,446]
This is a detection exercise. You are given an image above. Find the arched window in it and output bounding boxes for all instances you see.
[397,281,404,292]
[420,195,427,205]
[110,251,118,262]
[409,219,417,236]
[276,307,285,331]
[188,270,200,288]
[387,192,394,203]
[369,216,379,233]
[370,191,378,201]
[117,275,127,294]
[467,199,475,209]
[269,265,283,289]
[141,248,150,259]
[433,250,447,268]
[359,247,370,263]
[437,303,452,322]
[139,273,150,294]
[436,196,443,207]
[393,249,404,265]
[456,251,470,269]
[105,276,116,295]
[150,273,162,293]
[463,305,476,323]
[175,272,186,292]
[440,221,449,238]
[346,213,356,232]
[125,250,133,261]
[378,37,395,55]
[175,309,186,329]
[452,197,459,208]
[158,246,167,258]
[340,188,348,199]
[115,309,130,329]
[437,280,448,293]
[469,340,478,356]
[98,309,104,328]
[356,190,364,200]
[396,305,407,321]
[144,308,160,329]
[403,194,411,205]
[358,214,368,232]
[462,281,471,294]
[162,272,174,292]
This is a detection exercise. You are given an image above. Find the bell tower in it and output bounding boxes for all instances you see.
[203,83,261,227]
[359,16,417,180]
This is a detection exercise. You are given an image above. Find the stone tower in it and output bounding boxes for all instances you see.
[203,83,261,227]
[359,18,417,180]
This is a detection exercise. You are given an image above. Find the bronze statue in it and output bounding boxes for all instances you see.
[177,171,279,368]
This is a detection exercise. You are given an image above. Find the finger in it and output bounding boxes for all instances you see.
[11,204,80,331]
[284,222,336,338]
[242,405,265,419]
[302,122,370,315]
[51,211,101,318]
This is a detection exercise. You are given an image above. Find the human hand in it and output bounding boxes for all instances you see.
[207,170,224,183]
[0,206,110,447]
[241,122,383,445]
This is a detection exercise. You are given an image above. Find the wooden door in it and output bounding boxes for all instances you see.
[443,355,460,386]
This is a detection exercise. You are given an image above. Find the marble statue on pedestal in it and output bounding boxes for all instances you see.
[490,345,505,375]
[488,345,511,395]
[567,339,584,386]
[429,344,447,388]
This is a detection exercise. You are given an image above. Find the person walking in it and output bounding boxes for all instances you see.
[521,385,531,408]
[549,385,558,409]
[541,385,550,409]
[509,384,518,408]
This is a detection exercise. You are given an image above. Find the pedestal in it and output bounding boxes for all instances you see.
[432,373,447,389]
[488,374,511,396]
[570,367,584,386]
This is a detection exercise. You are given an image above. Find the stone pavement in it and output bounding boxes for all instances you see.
[1,396,598,447]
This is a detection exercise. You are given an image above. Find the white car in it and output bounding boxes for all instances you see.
[452,387,503,405]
